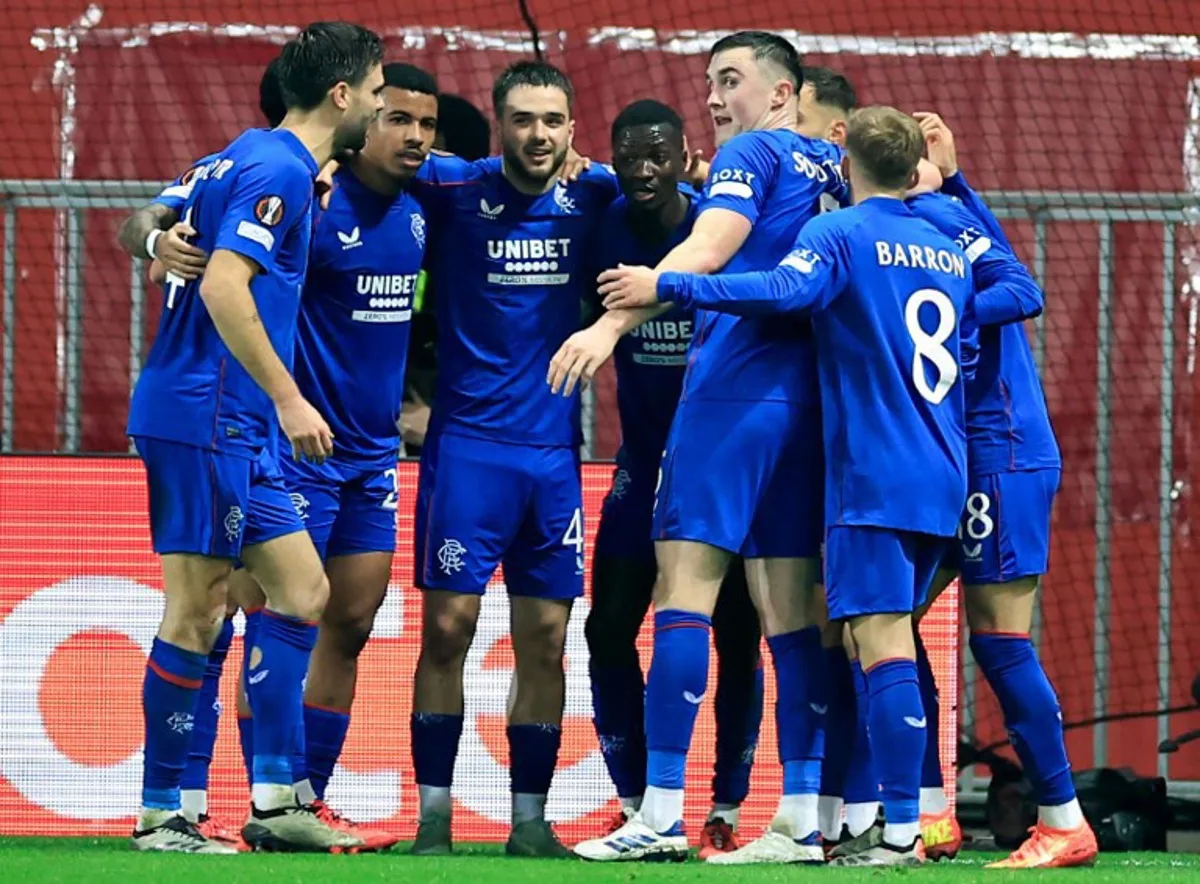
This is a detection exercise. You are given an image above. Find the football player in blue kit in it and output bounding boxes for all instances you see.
[122,22,384,854]
[563,32,850,862]
[116,57,289,851]
[608,106,976,866]
[782,66,890,857]
[584,99,764,859]
[223,62,440,851]
[405,60,620,858]
[906,112,1097,870]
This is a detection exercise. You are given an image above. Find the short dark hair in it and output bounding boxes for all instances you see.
[611,99,684,147]
[383,62,438,96]
[437,94,491,160]
[803,66,857,113]
[491,60,574,117]
[709,31,803,91]
[845,106,923,190]
[258,56,287,128]
[276,21,384,111]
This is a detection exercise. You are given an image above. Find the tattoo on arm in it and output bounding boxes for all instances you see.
[117,203,177,259]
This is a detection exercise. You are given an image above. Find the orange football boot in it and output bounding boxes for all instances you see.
[919,808,963,860]
[195,814,249,852]
[985,820,1099,869]
[311,799,400,853]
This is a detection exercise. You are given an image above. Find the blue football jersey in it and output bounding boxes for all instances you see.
[591,184,700,459]
[292,168,425,464]
[908,184,1061,474]
[680,129,848,406]
[660,197,975,537]
[412,154,619,447]
[127,128,318,457]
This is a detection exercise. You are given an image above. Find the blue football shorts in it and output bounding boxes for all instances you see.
[134,437,304,559]
[414,431,584,599]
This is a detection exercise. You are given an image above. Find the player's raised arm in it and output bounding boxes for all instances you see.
[916,112,1013,247]
[953,214,1042,326]
[658,224,847,317]
[558,128,782,391]
[940,170,1015,252]
[907,191,1043,327]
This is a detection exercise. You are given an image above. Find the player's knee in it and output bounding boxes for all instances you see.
[421,602,478,669]
[323,598,384,660]
[286,568,330,624]
[160,559,233,651]
[964,578,1038,634]
[228,568,266,611]
[848,612,913,670]
[513,607,568,674]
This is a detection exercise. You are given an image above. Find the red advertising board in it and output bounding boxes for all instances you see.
[0,456,959,838]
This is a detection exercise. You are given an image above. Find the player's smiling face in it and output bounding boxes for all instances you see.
[498,85,573,187]
[333,63,386,155]
[360,86,438,182]
[706,48,786,146]
[612,124,683,213]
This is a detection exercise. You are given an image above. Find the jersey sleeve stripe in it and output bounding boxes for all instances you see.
[708,181,755,199]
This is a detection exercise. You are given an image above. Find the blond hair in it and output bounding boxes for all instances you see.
[844,106,923,190]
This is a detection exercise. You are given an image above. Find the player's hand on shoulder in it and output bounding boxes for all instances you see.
[156,221,207,280]
[547,322,620,397]
[913,112,959,180]
[559,146,591,182]
[599,264,661,310]
[277,394,335,464]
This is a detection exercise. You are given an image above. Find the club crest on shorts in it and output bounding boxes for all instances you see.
[437,538,466,575]
[223,506,245,543]
[254,195,285,227]
[289,492,310,521]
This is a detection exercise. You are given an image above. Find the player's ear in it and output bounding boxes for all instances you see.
[330,80,351,112]
[906,167,921,190]
[829,120,848,147]
[567,117,576,148]
[771,78,792,111]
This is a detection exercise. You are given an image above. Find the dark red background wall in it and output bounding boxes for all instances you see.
[2,1,1199,779]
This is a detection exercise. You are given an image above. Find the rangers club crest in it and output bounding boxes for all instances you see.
[411,212,426,249]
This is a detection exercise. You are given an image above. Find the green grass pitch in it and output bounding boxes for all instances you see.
[2,839,1199,884]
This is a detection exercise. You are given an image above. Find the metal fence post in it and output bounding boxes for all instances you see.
[1092,221,1114,770]
[2,204,15,452]
[63,208,84,452]
[1157,223,1177,779]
